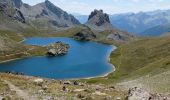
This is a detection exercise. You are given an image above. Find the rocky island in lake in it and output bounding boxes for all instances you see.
[46,42,70,56]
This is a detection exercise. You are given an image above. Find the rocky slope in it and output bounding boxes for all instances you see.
[0,0,80,30]
[0,72,169,100]
[20,0,80,28]
[86,9,113,31]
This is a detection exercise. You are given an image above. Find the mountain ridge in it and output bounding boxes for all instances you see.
[0,0,80,30]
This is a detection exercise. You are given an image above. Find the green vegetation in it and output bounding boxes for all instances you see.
[110,37,170,80]
[79,36,170,93]
[19,26,83,38]
[0,30,24,42]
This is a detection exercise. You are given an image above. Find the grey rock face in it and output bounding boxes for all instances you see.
[0,0,80,29]
[88,9,110,26]
[0,0,25,23]
[47,42,70,56]
[20,0,80,28]
[128,87,169,100]
[86,9,113,31]
[14,9,25,23]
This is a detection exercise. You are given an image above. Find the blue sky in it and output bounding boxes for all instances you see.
[22,0,170,15]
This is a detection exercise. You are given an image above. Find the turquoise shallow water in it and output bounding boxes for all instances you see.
[0,37,114,79]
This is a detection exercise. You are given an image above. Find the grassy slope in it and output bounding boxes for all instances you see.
[20,26,83,37]
[80,36,170,94]
[112,36,170,80]
[0,30,47,62]
[0,30,24,42]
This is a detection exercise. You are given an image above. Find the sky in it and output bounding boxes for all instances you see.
[22,0,170,15]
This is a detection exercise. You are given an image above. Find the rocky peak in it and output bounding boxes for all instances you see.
[44,0,63,18]
[88,9,110,26]
[36,0,80,26]
[0,0,80,28]
[86,9,112,31]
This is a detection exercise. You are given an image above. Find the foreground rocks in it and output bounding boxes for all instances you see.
[0,73,170,100]
[128,87,169,100]
[46,42,70,56]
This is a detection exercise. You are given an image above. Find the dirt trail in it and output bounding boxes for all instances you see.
[4,80,37,100]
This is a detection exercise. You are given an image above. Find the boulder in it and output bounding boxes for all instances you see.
[128,87,169,100]
[128,87,150,100]
[34,78,44,86]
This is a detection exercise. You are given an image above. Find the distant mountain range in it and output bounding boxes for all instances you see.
[1,0,170,37]
[74,15,88,24]
[0,0,80,30]
[75,10,170,36]
[141,23,170,36]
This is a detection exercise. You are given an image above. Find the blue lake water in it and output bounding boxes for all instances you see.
[0,37,115,79]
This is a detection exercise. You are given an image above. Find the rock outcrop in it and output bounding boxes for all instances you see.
[46,42,70,56]
[73,27,96,41]
[86,9,113,31]
[0,0,26,23]
[128,87,169,100]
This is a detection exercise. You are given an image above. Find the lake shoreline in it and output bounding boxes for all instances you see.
[0,37,117,80]
[69,46,117,80]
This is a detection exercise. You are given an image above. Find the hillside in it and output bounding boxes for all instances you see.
[0,0,80,30]
[81,35,170,94]
[0,31,27,61]
[0,73,128,100]
[0,30,47,62]
[141,23,170,36]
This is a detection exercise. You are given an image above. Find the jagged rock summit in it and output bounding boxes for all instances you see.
[86,9,113,31]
